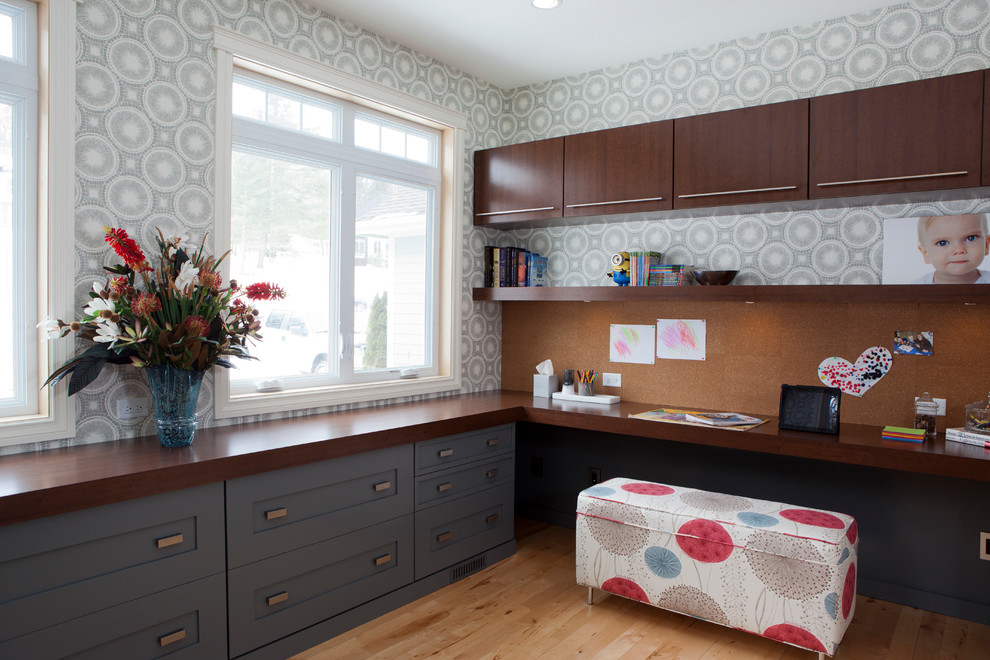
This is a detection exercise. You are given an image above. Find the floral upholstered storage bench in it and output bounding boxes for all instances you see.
[576,478,858,658]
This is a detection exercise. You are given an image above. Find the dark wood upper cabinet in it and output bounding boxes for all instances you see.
[473,138,563,226]
[983,70,990,187]
[811,71,983,199]
[563,121,673,217]
[673,99,809,210]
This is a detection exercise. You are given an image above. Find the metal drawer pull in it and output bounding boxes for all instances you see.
[816,171,967,187]
[476,206,555,217]
[486,438,500,447]
[437,531,452,543]
[159,628,187,647]
[486,514,500,525]
[486,469,498,479]
[266,591,289,607]
[265,507,287,520]
[155,533,183,549]
[438,448,454,458]
[374,553,392,567]
[678,185,797,199]
[566,196,664,208]
[374,480,392,492]
[437,482,453,492]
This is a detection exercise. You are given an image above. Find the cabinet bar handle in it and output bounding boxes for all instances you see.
[566,196,664,208]
[374,553,392,567]
[476,206,555,217]
[155,533,183,549]
[265,507,287,520]
[678,185,797,199]
[159,628,187,647]
[373,480,392,492]
[437,482,453,492]
[266,591,289,607]
[816,171,967,187]
[486,438,500,447]
[438,448,454,458]
[486,469,498,479]
[437,531,453,543]
[486,514,500,525]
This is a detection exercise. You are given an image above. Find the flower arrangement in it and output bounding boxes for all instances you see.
[41,227,285,395]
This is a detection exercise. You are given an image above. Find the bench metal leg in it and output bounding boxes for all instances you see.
[587,586,594,605]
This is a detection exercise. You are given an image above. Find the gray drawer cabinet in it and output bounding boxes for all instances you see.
[0,573,227,659]
[414,482,514,579]
[415,454,513,509]
[228,515,414,658]
[0,482,225,648]
[415,424,513,473]
[226,444,413,568]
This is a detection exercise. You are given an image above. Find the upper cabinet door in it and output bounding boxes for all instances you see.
[473,138,563,226]
[563,121,673,218]
[673,99,809,210]
[811,71,983,199]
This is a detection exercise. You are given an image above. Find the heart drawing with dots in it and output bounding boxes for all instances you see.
[817,346,892,398]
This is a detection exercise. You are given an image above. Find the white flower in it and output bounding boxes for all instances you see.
[93,321,120,344]
[174,261,199,291]
[84,297,116,321]
[92,281,104,295]
[37,318,60,340]
[166,233,188,258]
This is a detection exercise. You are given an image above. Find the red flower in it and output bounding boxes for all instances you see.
[104,227,149,270]
[198,270,222,292]
[130,292,162,317]
[109,276,128,295]
[244,282,286,301]
[181,315,209,337]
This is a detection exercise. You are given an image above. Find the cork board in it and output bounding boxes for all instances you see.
[500,299,990,428]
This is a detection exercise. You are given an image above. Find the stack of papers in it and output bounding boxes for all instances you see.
[881,426,926,443]
[684,412,761,427]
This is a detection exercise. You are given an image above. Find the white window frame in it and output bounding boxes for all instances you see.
[212,27,465,418]
[0,0,75,447]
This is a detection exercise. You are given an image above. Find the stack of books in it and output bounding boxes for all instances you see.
[945,427,990,449]
[881,426,926,443]
[684,412,765,427]
[627,251,663,286]
[650,264,695,286]
[483,247,547,287]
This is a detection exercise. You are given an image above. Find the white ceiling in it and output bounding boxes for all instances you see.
[307,0,909,89]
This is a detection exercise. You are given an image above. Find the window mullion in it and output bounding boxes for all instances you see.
[337,164,356,378]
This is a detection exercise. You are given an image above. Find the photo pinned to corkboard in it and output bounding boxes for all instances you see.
[893,330,933,356]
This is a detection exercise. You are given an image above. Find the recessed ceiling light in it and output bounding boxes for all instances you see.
[533,0,561,8]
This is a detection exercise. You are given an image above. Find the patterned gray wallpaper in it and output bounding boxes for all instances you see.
[19,0,990,450]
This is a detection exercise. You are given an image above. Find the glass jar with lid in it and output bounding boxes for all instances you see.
[965,392,990,435]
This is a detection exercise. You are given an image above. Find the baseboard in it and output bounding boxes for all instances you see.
[858,578,990,626]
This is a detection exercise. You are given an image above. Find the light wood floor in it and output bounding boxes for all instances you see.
[294,519,990,659]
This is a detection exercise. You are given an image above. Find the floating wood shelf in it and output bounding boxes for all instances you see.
[472,284,990,304]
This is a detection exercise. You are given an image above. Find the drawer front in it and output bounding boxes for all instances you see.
[0,573,226,660]
[415,483,514,579]
[226,444,413,568]
[415,424,514,474]
[415,455,514,510]
[0,483,224,642]
[228,514,414,658]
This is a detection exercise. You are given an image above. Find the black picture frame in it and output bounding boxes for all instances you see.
[778,384,842,435]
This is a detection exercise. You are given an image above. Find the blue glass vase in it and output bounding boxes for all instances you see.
[146,364,205,448]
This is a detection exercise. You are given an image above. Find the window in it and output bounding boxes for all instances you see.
[0,0,75,446]
[213,29,464,417]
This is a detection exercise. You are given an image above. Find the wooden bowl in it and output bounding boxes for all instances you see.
[693,270,738,285]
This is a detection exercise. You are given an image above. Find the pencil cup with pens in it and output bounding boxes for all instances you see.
[576,370,597,397]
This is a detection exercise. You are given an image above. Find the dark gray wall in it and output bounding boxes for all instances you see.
[514,422,990,625]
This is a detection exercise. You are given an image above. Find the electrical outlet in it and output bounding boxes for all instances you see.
[915,396,947,416]
[603,373,621,387]
[981,532,990,561]
[588,467,602,486]
[116,397,148,420]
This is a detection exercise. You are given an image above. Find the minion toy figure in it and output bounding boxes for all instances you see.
[608,252,631,286]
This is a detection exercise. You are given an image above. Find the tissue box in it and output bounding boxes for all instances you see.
[533,374,558,398]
